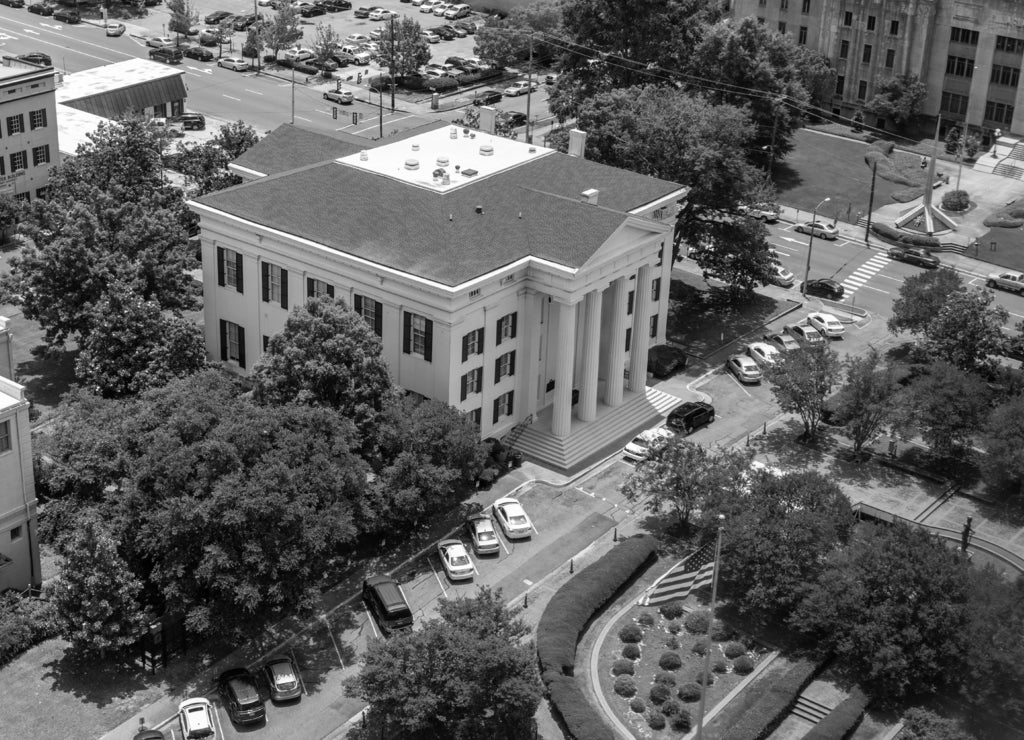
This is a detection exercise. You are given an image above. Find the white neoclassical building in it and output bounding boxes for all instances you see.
[192,124,687,470]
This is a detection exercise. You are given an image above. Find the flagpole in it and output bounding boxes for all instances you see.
[695,515,725,740]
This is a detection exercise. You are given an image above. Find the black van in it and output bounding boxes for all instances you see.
[149,47,183,64]
[362,575,413,636]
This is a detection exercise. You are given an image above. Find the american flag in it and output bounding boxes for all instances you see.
[641,542,717,606]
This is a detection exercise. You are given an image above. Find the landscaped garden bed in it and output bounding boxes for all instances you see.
[598,601,771,738]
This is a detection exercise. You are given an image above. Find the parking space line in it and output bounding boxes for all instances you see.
[364,604,381,640]
[725,372,752,396]
[290,647,309,695]
[430,558,448,597]
[320,615,345,669]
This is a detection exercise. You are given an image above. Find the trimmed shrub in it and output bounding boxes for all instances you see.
[733,655,755,675]
[694,670,716,686]
[803,687,869,740]
[614,675,637,697]
[622,643,641,660]
[678,682,702,702]
[637,612,655,628]
[661,698,681,717]
[984,214,1024,228]
[1008,208,1024,218]
[891,186,925,203]
[719,658,822,740]
[654,672,677,686]
[942,189,970,211]
[902,233,940,248]
[671,710,693,733]
[692,637,710,656]
[713,658,729,674]
[648,712,666,730]
[629,697,646,713]
[660,602,684,620]
[870,223,904,242]
[619,623,643,643]
[659,651,683,670]
[612,659,635,676]
[425,76,458,92]
[684,609,710,634]
[709,620,731,641]
[724,641,747,659]
[665,636,680,650]
[366,74,393,93]
[0,592,59,666]
[649,683,671,705]
[666,619,682,634]
[546,674,616,740]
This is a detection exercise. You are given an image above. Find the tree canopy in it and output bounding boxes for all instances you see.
[831,348,902,453]
[864,73,928,130]
[372,16,431,78]
[347,587,541,740]
[980,394,1024,496]
[765,342,842,439]
[896,360,989,457]
[920,288,1008,374]
[888,268,963,336]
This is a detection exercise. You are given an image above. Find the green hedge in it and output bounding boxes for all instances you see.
[869,223,940,249]
[0,591,59,666]
[546,673,617,740]
[802,687,869,740]
[719,657,823,740]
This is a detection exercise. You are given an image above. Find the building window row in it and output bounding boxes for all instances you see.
[840,40,849,59]
[885,48,895,69]
[991,65,1020,88]
[778,21,786,34]
[946,55,975,78]
[461,366,483,400]
[940,91,969,116]
[496,311,517,344]
[798,26,807,45]
[835,75,844,96]
[866,15,875,31]
[984,101,1015,125]
[890,20,899,36]
[862,44,872,63]
[493,390,514,423]
[6,113,23,136]
[462,327,484,361]
[950,27,979,46]
[31,144,49,166]
[843,11,852,26]
[495,350,516,382]
[858,80,868,100]
[9,150,25,172]
[996,35,1024,55]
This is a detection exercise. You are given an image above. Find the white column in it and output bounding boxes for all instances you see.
[522,290,541,416]
[578,289,602,422]
[628,264,653,392]
[551,298,577,438]
[604,276,628,407]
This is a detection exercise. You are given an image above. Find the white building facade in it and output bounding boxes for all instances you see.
[0,61,59,203]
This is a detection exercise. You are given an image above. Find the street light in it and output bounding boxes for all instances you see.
[801,197,831,296]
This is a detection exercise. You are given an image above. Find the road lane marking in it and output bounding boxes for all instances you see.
[295,115,312,122]
[244,88,264,94]
[320,615,345,668]
[878,274,904,282]
[840,253,890,296]
[223,94,240,101]
[860,284,890,294]
[430,557,448,596]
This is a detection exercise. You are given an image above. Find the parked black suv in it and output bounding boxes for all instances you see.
[216,668,266,725]
[149,47,183,64]
[363,575,413,636]
[170,113,206,130]
[666,401,715,435]
[0,0,26,9]
[52,8,79,22]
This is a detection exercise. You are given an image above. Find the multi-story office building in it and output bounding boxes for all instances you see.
[0,61,58,203]
[730,0,1024,138]
[192,125,687,469]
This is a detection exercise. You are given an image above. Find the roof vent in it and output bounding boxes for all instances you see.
[581,188,599,205]
[475,205,484,214]
[405,158,419,170]
[437,155,450,167]
[450,126,458,139]
[462,168,478,177]
[528,147,536,153]
[412,143,420,151]
[479,144,494,156]
[568,129,588,158]
[359,150,368,161]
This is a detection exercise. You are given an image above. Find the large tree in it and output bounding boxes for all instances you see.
[920,288,1008,374]
[831,347,902,453]
[265,3,302,58]
[623,438,750,530]
[0,118,197,348]
[166,0,199,41]
[979,394,1024,496]
[897,360,989,457]
[214,120,260,160]
[372,16,432,79]
[888,268,963,336]
[864,73,928,130]
[347,587,541,740]
[474,1,563,69]
[253,296,395,439]
[792,522,972,700]
[764,342,842,440]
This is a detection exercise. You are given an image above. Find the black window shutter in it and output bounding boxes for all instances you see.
[650,314,659,337]
[627,290,635,315]
[507,390,514,415]
[327,284,335,299]
[261,262,269,302]
[625,327,632,352]
[373,301,382,336]
[235,252,244,293]
[219,319,228,361]
[403,312,411,354]
[217,247,225,286]
[262,335,269,352]
[460,374,468,401]
[307,277,314,298]
[493,397,500,424]
[237,326,246,369]
[494,356,501,383]
[423,319,433,362]
[354,294,363,315]
[652,278,661,301]
[280,269,288,309]
[462,333,469,363]
[495,317,502,345]
[511,312,517,339]
[509,350,516,376]
[477,327,484,352]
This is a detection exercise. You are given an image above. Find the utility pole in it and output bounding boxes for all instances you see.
[524,32,534,144]
[864,162,877,245]
[290,65,295,124]
[389,14,396,112]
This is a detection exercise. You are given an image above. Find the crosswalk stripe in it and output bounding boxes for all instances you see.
[840,254,891,295]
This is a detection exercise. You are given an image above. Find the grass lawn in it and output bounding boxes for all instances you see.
[597,603,769,738]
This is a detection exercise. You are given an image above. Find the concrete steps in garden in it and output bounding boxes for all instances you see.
[791,694,833,724]
[994,161,1024,180]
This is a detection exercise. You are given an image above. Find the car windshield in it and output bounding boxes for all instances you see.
[509,515,528,526]
[478,530,496,542]
[271,664,296,686]
[450,553,470,566]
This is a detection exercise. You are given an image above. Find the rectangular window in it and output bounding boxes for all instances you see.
[757,16,765,24]
[29,108,46,130]
[801,0,809,12]
[13,192,28,203]
[495,350,516,382]
[306,278,334,299]
[262,335,269,352]
[650,314,659,338]
[950,27,979,46]
[469,408,481,427]
[779,0,787,9]
[843,11,852,26]
[625,327,632,352]
[858,80,868,100]
[460,367,483,400]
[757,0,765,6]
[495,311,517,345]
[9,150,26,172]
[492,390,514,423]
[35,187,48,200]
[0,158,5,177]
[261,262,288,309]
[353,295,383,336]
[890,19,899,36]
[991,65,1020,88]
[217,247,243,292]
[778,21,786,34]
[866,15,875,31]
[651,278,661,301]
[0,419,9,452]
[6,114,23,135]
[885,49,895,68]
[31,145,49,166]
[219,320,246,369]
[835,75,845,95]
[627,290,635,315]
[839,39,849,59]
[862,44,872,63]
[946,56,975,77]
[462,327,484,361]
[403,311,433,361]
[984,101,1015,125]
[11,525,22,541]
[941,91,969,115]
[798,26,807,44]
[996,35,1024,54]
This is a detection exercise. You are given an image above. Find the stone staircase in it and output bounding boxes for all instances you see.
[513,386,682,471]
[790,694,832,725]
[994,161,1024,180]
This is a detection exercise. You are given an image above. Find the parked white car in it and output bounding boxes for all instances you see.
[494,497,533,540]
[147,36,176,48]
[284,47,314,61]
[987,270,1024,294]
[623,427,674,462]
[746,341,781,369]
[503,80,537,97]
[218,56,249,71]
[806,311,845,338]
[436,539,474,581]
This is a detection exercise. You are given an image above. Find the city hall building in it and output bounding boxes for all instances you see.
[191,124,686,469]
